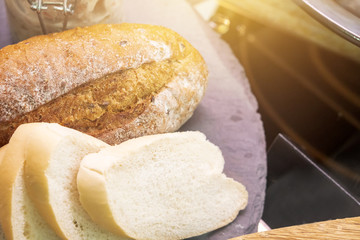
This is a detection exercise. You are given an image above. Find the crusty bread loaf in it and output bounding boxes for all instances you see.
[22,123,124,240]
[0,124,60,240]
[0,23,208,147]
[77,131,248,240]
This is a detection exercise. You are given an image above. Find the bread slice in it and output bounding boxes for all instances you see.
[77,131,248,240]
[0,144,7,167]
[0,145,8,240]
[0,124,60,240]
[22,123,124,240]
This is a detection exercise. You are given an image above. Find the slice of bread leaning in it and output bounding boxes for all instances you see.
[0,145,8,240]
[77,131,248,240]
[22,123,124,240]
[0,124,60,240]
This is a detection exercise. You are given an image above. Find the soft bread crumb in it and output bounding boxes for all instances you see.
[0,124,60,240]
[0,145,7,240]
[78,131,248,240]
[23,123,123,240]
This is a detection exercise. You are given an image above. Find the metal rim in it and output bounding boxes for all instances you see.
[293,0,360,47]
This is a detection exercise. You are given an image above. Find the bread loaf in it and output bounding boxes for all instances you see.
[22,123,123,240]
[0,23,208,147]
[0,124,60,240]
[77,131,248,240]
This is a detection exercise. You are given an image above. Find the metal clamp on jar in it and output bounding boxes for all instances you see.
[5,0,123,43]
[28,0,76,34]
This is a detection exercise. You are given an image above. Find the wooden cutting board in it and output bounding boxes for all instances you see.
[232,217,360,239]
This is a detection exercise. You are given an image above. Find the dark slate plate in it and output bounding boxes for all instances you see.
[123,0,267,238]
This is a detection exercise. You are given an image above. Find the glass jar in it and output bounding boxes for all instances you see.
[4,0,123,43]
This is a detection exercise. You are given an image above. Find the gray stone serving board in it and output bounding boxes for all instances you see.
[123,0,267,238]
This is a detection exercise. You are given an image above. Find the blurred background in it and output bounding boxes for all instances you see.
[190,0,360,230]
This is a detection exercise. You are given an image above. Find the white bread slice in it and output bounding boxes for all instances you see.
[0,145,8,240]
[77,131,248,240]
[0,144,7,167]
[0,124,60,240]
[22,123,124,240]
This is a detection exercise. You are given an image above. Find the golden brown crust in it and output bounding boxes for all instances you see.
[0,23,208,146]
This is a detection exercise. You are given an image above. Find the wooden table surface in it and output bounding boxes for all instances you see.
[232,216,360,240]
